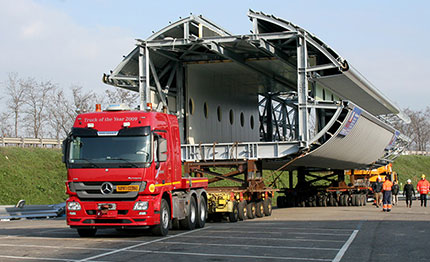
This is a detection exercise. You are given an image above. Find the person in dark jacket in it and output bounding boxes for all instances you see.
[403,179,415,208]
[392,180,400,206]
[372,178,383,208]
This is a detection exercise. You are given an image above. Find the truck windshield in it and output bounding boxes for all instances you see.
[68,135,151,168]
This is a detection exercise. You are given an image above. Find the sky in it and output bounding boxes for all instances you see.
[0,0,429,111]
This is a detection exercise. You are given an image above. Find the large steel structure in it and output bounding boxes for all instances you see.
[103,10,409,171]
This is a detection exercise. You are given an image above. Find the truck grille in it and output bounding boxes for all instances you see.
[71,181,145,200]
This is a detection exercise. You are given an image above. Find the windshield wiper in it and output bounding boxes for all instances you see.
[105,157,139,168]
[76,158,101,168]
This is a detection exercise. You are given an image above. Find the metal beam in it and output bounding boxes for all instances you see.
[307,63,337,72]
[148,57,168,111]
[255,39,296,69]
[208,42,296,90]
[297,34,309,147]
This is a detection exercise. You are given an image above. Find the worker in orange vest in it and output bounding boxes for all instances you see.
[382,176,393,212]
[417,174,430,207]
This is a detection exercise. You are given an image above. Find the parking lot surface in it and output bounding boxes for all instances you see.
[1,204,429,261]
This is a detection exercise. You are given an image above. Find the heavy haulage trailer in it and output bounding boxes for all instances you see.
[64,11,410,237]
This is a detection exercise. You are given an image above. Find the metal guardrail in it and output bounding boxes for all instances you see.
[0,137,62,148]
[0,201,65,220]
[402,151,430,156]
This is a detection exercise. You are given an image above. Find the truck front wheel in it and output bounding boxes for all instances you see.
[152,199,170,236]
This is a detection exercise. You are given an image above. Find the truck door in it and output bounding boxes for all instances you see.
[154,131,170,187]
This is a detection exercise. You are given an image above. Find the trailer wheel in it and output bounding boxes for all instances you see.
[263,198,272,216]
[77,228,97,237]
[322,195,328,207]
[238,200,247,220]
[196,195,207,228]
[180,197,197,230]
[351,195,357,206]
[247,202,256,219]
[362,195,367,206]
[255,201,264,218]
[229,201,239,222]
[152,199,170,236]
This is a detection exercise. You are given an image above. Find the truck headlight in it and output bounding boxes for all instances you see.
[67,202,81,211]
[133,201,148,210]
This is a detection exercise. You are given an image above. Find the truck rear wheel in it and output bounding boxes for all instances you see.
[247,202,256,219]
[255,201,264,218]
[351,195,357,206]
[77,228,97,237]
[263,198,272,216]
[196,195,207,228]
[229,201,239,222]
[152,198,170,236]
[180,197,197,230]
[238,200,247,220]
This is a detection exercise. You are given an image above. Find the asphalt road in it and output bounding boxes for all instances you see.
[0,203,429,262]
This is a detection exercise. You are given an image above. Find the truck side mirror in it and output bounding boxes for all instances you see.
[158,138,168,162]
[62,138,69,163]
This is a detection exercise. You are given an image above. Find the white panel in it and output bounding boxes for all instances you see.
[185,62,260,143]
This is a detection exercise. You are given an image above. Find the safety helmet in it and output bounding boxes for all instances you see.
[407,179,411,183]
[422,174,426,179]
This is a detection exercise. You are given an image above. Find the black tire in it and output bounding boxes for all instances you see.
[238,200,248,220]
[152,198,170,236]
[77,228,97,237]
[247,202,256,219]
[362,195,367,206]
[196,195,207,228]
[179,196,197,230]
[351,195,357,206]
[322,196,328,207]
[255,201,264,218]
[229,201,239,222]
[339,195,344,206]
[347,195,352,206]
[263,198,272,216]
[328,195,334,206]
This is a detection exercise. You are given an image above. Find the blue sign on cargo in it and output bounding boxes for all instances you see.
[339,107,362,137]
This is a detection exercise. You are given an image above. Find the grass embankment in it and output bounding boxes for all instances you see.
[393,155,430,187]
[0,147,67,205]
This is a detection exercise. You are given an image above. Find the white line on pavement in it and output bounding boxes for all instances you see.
[203,229,351,236]
[159,241,340,251]
[219,225,355,232]
[77,227,211,262]
[0,255,107,262]
[180,234,345,242]
[332,229,359,262]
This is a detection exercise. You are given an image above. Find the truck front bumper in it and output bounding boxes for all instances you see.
[66,196,160,228]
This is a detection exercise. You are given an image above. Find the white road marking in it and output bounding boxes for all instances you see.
[221,225,355,232]
[204,229,350,236]
[77,227,211,262]
[332,229,359,262]
[0,243,112,251]
[124,250,333,261]
[180,234,345,243]
[160,240,340,251]
[0,255,107,262]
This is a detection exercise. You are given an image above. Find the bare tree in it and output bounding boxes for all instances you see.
[5,73,28,137]
[105,88,139,108]
[0,112,13,137]
[24,80,56,138]
[47,89,74,139]
[72,86,104,113]
[399,108,430,151]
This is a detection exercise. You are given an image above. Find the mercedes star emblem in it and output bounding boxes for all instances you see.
[100,182,114,195]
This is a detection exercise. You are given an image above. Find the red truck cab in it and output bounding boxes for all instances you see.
[63,104,208,237]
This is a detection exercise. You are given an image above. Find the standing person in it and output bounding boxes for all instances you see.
[382,176,393,212]
[392,180,400,206]
[372,177,383,208]
[403,179,415,208]
[416,174,430,207]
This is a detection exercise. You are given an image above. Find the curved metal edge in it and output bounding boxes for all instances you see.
[308,104,344,146]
